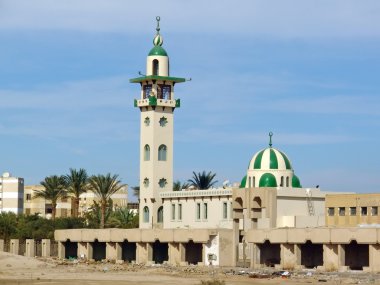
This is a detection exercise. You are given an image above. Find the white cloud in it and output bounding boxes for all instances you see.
[1,0,380,39]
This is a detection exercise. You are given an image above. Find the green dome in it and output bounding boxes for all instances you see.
[292,175,302,188]
[250,147,292,170]
[148,45,168,56]
[259,173,277,187]
[239,175,247,188]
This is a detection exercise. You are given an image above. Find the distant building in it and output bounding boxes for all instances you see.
[326,193,380,227]
[24,185,71,218]
[24,184,128,219]
[0,172,24,214]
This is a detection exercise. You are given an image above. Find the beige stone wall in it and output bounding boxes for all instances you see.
[326,193,380,226]
[161,189,233,229]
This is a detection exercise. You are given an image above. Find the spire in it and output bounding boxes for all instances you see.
[269,131,273,148]
[153,16,163,46]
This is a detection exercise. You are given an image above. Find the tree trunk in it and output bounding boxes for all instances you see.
[74,196,80,218]
[100,201,106,229]
[52,202,57,220]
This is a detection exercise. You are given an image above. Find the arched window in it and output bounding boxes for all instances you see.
[280,176,284,187]
[143,206,149,223]
[152,59,159,75]
[158,144,167,161]
[253,176,255,187]
[248,177,251,188]
[157,206,163,223]
[286,176,289,187]
[144,144,150,161]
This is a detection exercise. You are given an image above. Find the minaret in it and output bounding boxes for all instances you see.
[130,17,185,229]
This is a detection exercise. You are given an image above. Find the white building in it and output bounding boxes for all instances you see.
[0,172,24,214]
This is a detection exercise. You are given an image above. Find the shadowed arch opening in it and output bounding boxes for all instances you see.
[152,59,159,75]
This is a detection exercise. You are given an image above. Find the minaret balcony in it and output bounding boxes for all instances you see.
[134,97,180,108]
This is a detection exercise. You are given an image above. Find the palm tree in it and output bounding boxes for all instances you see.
[107,207,138,228]
[64,168,88,217]
[34,175,67,220]
[131,186,140,199]
[173,180,190,191]
[188,171,218,190]
[87,173,125,229]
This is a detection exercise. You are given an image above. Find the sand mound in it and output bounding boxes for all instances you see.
[0,251,52,270]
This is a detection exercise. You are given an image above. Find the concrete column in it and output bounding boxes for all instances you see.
[168,242,181,265]
[0,239,4,252]
[25,239,35,257]
[87,242,93,260]
[294,244,302,266]
[323,244,339,271]
[369,244,380,272]
[281,244,297,270]
[10,239,19,255]
[338,244,346,270]
[251,243,260,269]
[136,242,148,264]
[231,219,239,267]
[180,243,186,263]
[77,242,87,259]
[106,242,121,261]
[41,239,51,257]
[57,241,65,259]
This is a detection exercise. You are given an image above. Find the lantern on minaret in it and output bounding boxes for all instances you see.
[130,17,186,229]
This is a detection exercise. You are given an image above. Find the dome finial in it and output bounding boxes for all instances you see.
[156,16,161,34]
[153,16,163,47]
[269,131,273,147]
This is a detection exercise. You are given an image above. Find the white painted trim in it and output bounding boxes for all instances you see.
[0,192,23,199]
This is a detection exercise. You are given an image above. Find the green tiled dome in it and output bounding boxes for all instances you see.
[292,175,302,188]
[250,147,292,171]
[148,45,168,56]
[259,173,277,187]
[239,175,247,188]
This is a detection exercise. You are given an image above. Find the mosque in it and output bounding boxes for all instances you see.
[55,17,380,272]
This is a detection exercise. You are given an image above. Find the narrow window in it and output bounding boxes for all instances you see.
[158,144,167,161]
[157,206,163,223]
[144,117,150,126]
[144,144,150,161]
[171,204,176,220]
[223,202,228,219]
[230,202,233,218]
[178,204,182,220]
[143,85,152,98]
[152,59,159,75]
[196,203,201,220]
[143,206,150,223]
[26,194,31,201]
[253,177,255,187]
[327,207,335,216]
[203,203,208,220]
[162,85,171,99]
[280,176,284,187]
[248,177,251,188]
[361,207,368,216]
[350,207,357,216]
[286,176,289,187]
[339,207,345,216]
[372,206,378,216]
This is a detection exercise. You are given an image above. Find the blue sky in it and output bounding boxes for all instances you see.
[0,0,379,201]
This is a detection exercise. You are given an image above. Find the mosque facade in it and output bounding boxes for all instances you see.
[55,17,380,272]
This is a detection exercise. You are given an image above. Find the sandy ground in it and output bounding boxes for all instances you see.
[1,252,380,285]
